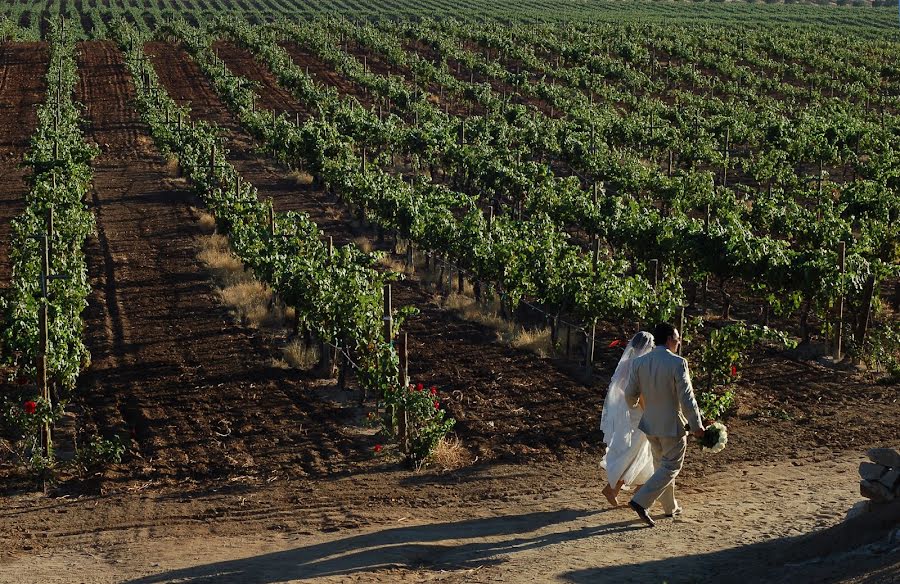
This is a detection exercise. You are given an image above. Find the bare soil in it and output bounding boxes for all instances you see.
[0,42,48,286]
[65,40,365,490]
[1,453,898,583]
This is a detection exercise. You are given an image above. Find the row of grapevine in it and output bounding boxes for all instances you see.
[3,2,900,40]
[197,18,681,329]
[337,18,897,338]
[0,18,98,466]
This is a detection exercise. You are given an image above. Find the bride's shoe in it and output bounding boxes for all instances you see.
[602,484,620,507]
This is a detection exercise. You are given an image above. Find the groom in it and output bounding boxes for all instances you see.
[624,322,705,527]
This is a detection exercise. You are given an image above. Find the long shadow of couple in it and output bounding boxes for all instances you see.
[126,507,639,583]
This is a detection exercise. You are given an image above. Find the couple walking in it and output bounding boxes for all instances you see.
[599,323,705,528]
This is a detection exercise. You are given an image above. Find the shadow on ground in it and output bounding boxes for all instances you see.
[126,500,900,583]
[125,508,637,582]
[565,502,900,584]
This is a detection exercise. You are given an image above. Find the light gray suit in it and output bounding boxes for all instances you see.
[624,346,703,513]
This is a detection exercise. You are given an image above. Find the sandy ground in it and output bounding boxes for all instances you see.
[2,452,898,584]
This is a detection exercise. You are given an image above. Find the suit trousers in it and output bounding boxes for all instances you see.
[631,434,687,513]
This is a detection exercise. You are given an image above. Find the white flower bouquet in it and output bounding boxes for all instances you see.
[698,422,728,453]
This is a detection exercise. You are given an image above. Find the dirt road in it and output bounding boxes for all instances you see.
[1,452,897,583]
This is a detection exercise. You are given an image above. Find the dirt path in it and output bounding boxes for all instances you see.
[1,452,897,583]
[0,42,48,286]
[72,40,365,486]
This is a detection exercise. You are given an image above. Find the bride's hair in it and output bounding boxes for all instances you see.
[629,331,655,352]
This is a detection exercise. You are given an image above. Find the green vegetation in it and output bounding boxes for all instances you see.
[0,1,899,41]
[0,18,98,477]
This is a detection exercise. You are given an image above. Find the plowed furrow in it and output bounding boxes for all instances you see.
[0,42,48,286]
[75,40,362,487]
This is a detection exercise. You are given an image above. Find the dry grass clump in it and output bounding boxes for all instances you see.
[443,292,476,313]
[379,255,415,276]
[353,236,374,253]
[323,205,343,221]
[458,279,475,297]
[444,294,507,332]
[430,436,470,470]
[198,233,247,287]
[164,156,181,177]
[195,210,217,235]
[219,281,273,327]
[510,327,553,358]
[271,358,290,369]
[195,220,292,330]
[282,339,320,370]
[441,293,553,357]
[289,169,315,186]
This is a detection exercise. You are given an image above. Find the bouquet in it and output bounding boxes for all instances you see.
[697,422,728,453]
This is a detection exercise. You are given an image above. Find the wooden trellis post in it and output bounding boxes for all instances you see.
[720,127,731,187]
[856,275,876,352]
[703,202,711,305]
[38,236,51,461]
[46,201,54,260]
[383,284,393,346]
[833,241,846,362]
[585,320,597,377]
[397,332,409,453]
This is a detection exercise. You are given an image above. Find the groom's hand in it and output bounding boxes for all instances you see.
[691,427,705,438]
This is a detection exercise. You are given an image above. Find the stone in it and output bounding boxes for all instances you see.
[860,462,888,482]
[845,500,870,520]
[861,479,896,502]
[867,448,900,469]
[878,469,900,492]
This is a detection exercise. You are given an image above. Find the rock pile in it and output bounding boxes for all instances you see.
[859,448,900,503]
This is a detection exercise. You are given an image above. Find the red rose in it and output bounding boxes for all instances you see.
[608,339,624,348]
[416,383,424,391]
[374,444,383,453]
[433,401,440,410]
[23,401,37,415]
[430,386,438,396]
[730,365,737,377]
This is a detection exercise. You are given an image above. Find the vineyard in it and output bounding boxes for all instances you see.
[0,2,899,582]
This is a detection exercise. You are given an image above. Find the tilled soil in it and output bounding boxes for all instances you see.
[71,40,367,488]
[0,42,48,286]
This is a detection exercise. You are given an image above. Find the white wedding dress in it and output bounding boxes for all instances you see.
[599,334,654,487]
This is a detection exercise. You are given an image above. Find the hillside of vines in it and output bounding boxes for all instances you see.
[0,2,898,582]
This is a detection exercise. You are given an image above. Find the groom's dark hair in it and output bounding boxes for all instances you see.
[653,323,676,346]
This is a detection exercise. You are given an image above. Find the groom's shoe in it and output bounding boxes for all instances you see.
[628,500,655,528]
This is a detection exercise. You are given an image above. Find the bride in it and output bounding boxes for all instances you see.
[599,331,655,506]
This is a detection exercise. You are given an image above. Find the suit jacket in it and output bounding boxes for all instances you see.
[624,346,703,438]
